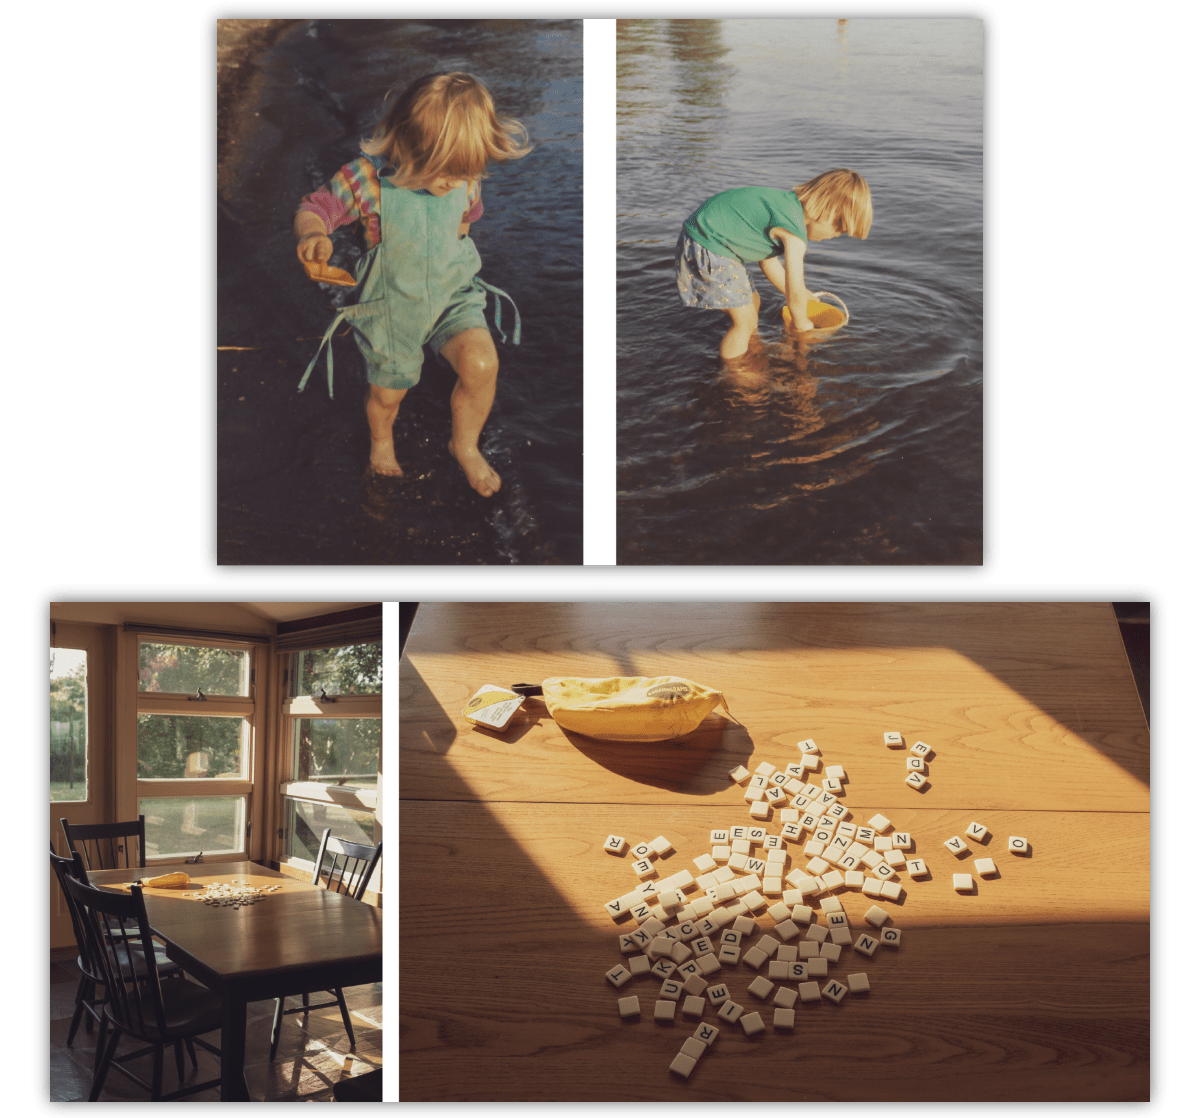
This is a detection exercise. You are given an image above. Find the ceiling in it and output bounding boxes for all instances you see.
[239,603,377,623]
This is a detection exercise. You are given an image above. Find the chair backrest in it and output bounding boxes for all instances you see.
[311,828,382,901]
[50,848,106,980]
[61,873,168,1040]
[60,816,146,870]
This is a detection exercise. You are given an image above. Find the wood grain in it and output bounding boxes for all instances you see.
[398,603,1149,1101]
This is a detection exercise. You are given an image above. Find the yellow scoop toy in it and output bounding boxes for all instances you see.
[782,291,849,337]
[302,259,358,287]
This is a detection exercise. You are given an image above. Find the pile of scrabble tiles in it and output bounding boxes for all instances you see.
[600,734,1029,1080]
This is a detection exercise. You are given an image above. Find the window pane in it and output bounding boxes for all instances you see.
[50,648,88,802]
[140,795,247,858]
[293,719,380,790]
[138,641,250,696]
[295,642,382,697]
[137,714,247,780]
[287,799,376,865]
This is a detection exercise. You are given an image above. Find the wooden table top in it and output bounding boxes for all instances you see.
[399,602,1149,1102]
[89,860,382,986]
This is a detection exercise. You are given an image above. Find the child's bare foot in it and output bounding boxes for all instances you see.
[369,438,403,477]
[449,441,501,497]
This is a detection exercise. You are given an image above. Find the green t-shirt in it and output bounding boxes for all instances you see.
[683,187,807,264]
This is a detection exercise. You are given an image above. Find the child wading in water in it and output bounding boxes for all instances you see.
[675,169,872,359]
[295,72,530,495]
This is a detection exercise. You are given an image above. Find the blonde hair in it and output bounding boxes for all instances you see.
[361,72,531,187]
[794,169,873,238]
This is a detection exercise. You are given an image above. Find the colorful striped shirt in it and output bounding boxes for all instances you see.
[297,155,483,247]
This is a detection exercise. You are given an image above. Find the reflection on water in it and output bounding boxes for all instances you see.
[617,18,982,565]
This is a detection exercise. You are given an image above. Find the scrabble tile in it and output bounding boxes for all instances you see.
[706,983,730,1006]
[691,897,715,919]
[668,870,695,890]
[827,803,850,821]
[906,756,925,772]
[953,874,974,892]
[846,972,870,994]
[820,870,845,891]
[750,800,773,819]
[804,840,827,859]
[660,979,685,1001]
[670,941,693,964]
[795,941,819,958]
[755,761,776,776]
[632,858,657,879]
[797,738,819,754]
[668,1052,695,1076]
[801,754,822,771]
[651,959,677,980]
[696,872,718,892]
[822,778,842,795]
[748,975,774,1000]
[773,1008,796,1030]
[740,1011,766,1036]
[805,924,829,943]
[783,779,804,795]
[806,857,831,875]
[819,896,843,914]
[717,1000,744,1024]
[862,904,889,928]
[763,877,783,895]
[756,933,781,956]
[776,944,798,962]
[879,880,902,900]
[742,947,769,970]
[731,838,751,856]
[697,952,723,975]
[766,847,788,864]
[747,827,767,844]
[682,972,707,996]
[728,765,750,785]
[725,899,749,918]
[743,890,768,911]
[767,901,790,922]
[733,915,758,935]
[910,741,934,758]
[975,857,998,876]
[786,872,819,894]
[829,925,853,946]
[1009,835,1030,855]
[790,904,814,924]
[829,834,852,855]
[629,953,652,975]
[711,829,730,844]
[844,870,865,889]
[658,889,683,910]
[821,942,842,962]
[682,995,707,1018]
[768,960,791,979]
[774,986,798,1008]
[631,841,654,860]
[634,879,660,899]
[873,835,893,852]
[605,964,633,988]
[730,826,749,842]
[943,836,968,856]
[904,772,928,790]
[781,822,803,843]
[806,957,828,977]
[863,850,884,868]
[862,877,883,897]
[854,934,879,957]
[619,933,640,954]
[872,862,896,880]
[711,845,732,864]
[905,858,928,878]
[604,835,628,855]
[826,764,846,781]
[880,927,902,948]
[693,853,718,874]
[774,919,800,941]
[868,813,892,833]
[884,732,904,748]
[647,905,670,922]
[827,909,850,929]
[822,979,847,1003]
[891,832,913,850]
[618,995,640,1017]
[885,849,906,868]
[798,981,822,1003]
[694,1022,720,1045]
[745,858,768,878]
[728,853,749,873]
[718,944,740,965]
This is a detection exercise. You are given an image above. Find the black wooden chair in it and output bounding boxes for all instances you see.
[52,847,190,1070]
[269,830,382,1062]
[60,816,146,870]
[62,872,223,1100]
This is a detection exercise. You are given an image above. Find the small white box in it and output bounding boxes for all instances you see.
[605,965,632,988]
[906,757,925,772]
[728,765,750,784]
[868,813,892,833]
[716,1000,743,1024]
[748,975,774,1000]
[883,732,904,748]
[749,800,772,820]
[773,1008,796,1030]
[880,879,902,900]
[681,995,706,1018]
[891,832,913,850]
[659,979,684,1001]
[953,874,974,892]
[854,934,879,957]
[910,741,933,758]
[1008,836,1029,854]
[904,772,928,790]
[774,919,800,941]
[820,942,842,962]
[629,954,652,975]
[975,857,998,876]
[880,927,902,947]
[843,870,865,889]
[706,983,730,1006]
[694,1022,720,1045]
[693,853,718,873]
[905,858,928,878]
[774,986,798,1008]
[806,957,828,977]
[943,836,967,856]
[846,972,870,994]
[864,904,890,928]
[797,738,819,754]
[755,761,776,776]
[650,835,674,856]
[797,981,822,1003]
[604,835,628,855]
[618,995,640,1017]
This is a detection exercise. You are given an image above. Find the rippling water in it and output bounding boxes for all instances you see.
[617,18,982,565]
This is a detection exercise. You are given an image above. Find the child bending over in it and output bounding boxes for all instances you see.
[675,169,872,359]
[295,72,530,494]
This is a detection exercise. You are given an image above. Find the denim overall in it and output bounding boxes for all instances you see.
[300,178,518,396]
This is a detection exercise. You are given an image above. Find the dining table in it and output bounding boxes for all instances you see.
[399,601,1149,1102]
[89,859,382,1101]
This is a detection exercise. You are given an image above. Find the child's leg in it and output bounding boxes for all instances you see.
[365,385,408,476]
[720,291,760,359]
[438,326,502,497]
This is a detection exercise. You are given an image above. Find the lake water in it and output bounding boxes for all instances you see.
[218,18,582,565]
[617,18,983,565]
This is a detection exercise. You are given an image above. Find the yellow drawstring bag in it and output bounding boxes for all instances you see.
[539,676,730,742]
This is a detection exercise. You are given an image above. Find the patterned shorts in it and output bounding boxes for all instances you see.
[675,231,755,310]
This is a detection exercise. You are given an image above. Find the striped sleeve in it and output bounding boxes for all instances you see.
[296,157,383,246]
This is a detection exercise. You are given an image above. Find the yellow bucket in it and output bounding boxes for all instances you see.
[782,291,849,336]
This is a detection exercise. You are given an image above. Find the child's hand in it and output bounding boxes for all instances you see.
[786,303,814,333]
[297,232,333,266]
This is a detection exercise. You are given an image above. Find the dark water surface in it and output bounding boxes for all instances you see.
[617,19,982,565]
[218,19,581,564]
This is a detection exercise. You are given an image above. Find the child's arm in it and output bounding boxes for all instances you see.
[458,181,484,238]
[764,227,813,331]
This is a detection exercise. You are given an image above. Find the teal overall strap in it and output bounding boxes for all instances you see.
[476,279,521,346]
[297,309,348,397]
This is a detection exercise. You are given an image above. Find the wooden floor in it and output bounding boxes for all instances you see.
[50,960,382,1102]
[399,602,1149,1102]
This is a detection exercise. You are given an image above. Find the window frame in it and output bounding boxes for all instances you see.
[118,629,266,865]
[275,646,382,882]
